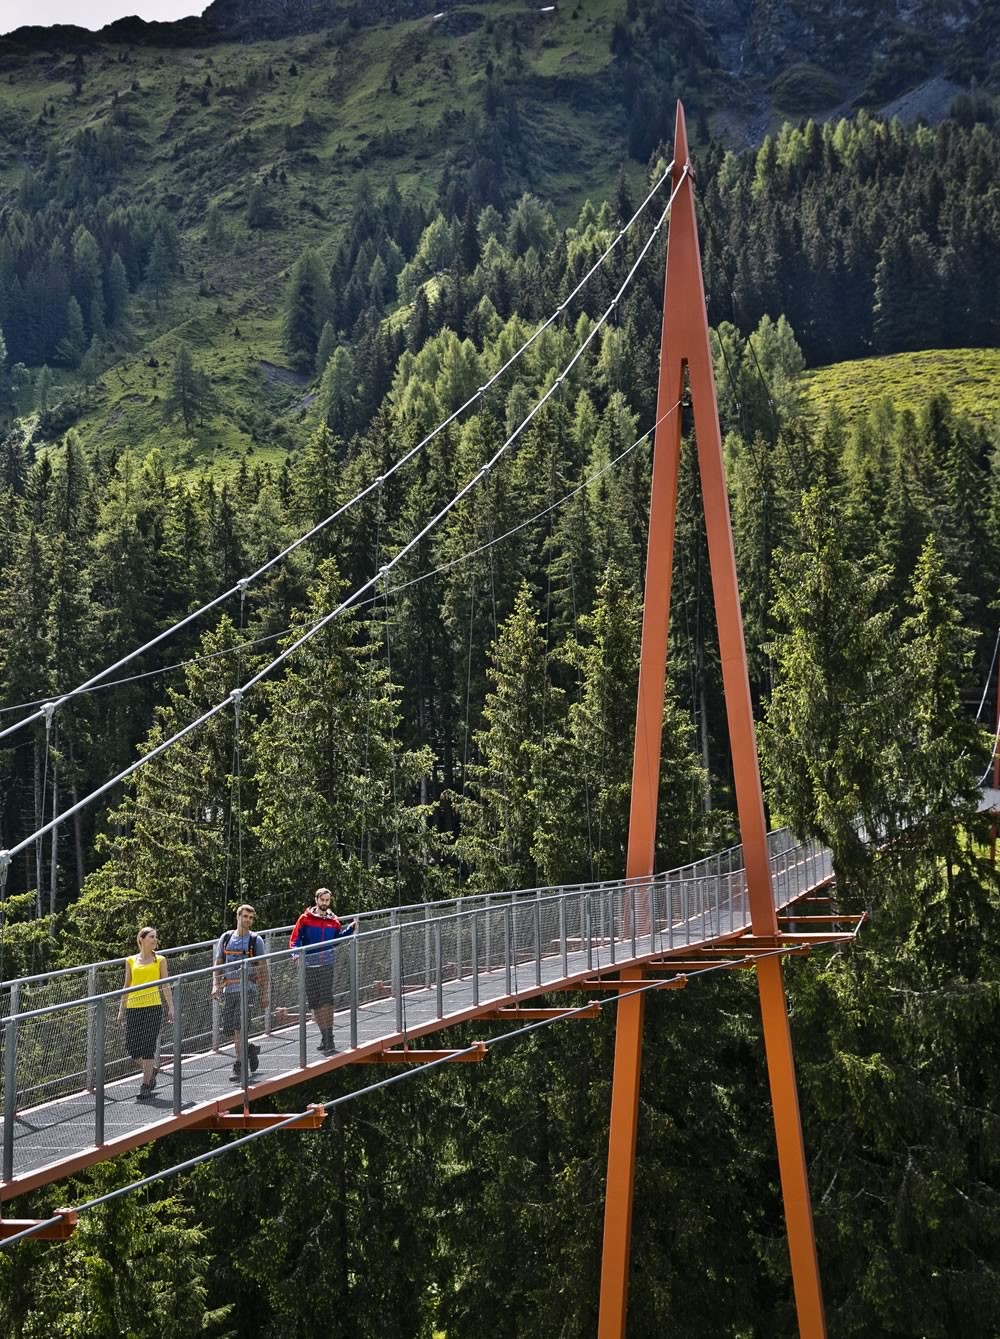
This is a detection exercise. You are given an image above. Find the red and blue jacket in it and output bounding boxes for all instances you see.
[289,908,355,967]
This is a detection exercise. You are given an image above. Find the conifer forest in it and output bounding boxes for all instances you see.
[0,1,1000,1335]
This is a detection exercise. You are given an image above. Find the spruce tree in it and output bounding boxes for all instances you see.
[455,582,565,891]
[251,560,435,917]
[163,344,214,433]
[282,248,332,372]
[761,482,904,890]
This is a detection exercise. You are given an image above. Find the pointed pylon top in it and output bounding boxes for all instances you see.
[672,100,690,189]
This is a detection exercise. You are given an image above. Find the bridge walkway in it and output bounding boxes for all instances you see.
[1,832,838,1200]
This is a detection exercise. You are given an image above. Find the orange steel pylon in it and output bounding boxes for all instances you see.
[597,102,827,1338]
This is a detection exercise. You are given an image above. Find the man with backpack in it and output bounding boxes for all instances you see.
[289,888,357,1054]
[213,904,270,1083]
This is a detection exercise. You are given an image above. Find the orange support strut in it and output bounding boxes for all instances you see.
[597,102,827,1338]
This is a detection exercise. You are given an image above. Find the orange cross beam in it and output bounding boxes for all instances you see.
[359,1042,488,1063]
[188,1105,327,1131]
[0,1208,77,1240]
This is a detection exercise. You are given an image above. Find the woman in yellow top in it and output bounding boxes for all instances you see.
[117,926,174,1100]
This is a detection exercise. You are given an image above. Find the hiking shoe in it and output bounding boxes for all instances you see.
[320,1037,337,1055]
[230,1062,241,1081]
[137,1084,153,1101]
[248,1043,260,1074]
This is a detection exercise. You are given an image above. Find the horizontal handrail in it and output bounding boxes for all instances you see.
[0,840,761,998]
[0,835,825,1030]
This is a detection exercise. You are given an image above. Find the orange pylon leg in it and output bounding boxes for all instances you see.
[597,98,827,1338]
[598,967,646,1339]
[757,957,826,1337]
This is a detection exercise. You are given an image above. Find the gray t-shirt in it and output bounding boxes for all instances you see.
[215,931,264,994]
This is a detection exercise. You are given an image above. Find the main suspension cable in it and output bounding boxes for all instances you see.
[0,170,687,876]
[0,162,676,749]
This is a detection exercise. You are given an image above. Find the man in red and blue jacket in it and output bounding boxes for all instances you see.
[289,888,357,1054]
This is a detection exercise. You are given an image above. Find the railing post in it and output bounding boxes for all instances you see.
[85,964,98,1091]
[471,912,480,1006]
[393,919,404,1034]
[609,890,617,964]
[390,909,401,996]
[173,977,183,1115]
[349,933,359,1049]
[648,879,656,954]
[298,947,307,1069]
[560,896,568,978]
[715,853,722,937]
[93,998,105,1150]
[263,932,273,1035]
[586,894,593,970]
[435,921,444,1017]
[455,909,463,983]
[424,906,431,989]
[534,895,542,988]
[2,1015,16,1182]
[505,905,513,995]
[683,877,690,945]
[630,885,637,959]
[240,957,250,1098]
[485,903,492,974]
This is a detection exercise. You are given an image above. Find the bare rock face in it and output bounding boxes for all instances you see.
[694,0,994,78]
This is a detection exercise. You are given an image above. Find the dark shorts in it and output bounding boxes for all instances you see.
[219,991,257,1038]
[305,965,335,1010]
[124,1004,163,1060]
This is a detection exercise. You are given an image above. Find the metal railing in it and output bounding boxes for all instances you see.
[0,831,832,1184]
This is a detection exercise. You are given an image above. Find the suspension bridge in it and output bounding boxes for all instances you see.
[0,102,912,1337]
[0,830,851,1200]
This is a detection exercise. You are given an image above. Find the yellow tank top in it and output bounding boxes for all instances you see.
[126,954,164,1008]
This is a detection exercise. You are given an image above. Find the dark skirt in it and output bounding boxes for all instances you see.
[125,1004,163,1061]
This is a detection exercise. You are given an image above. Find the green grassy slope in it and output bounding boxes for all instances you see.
[0,1,631,469]
[805,348,1000,424]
